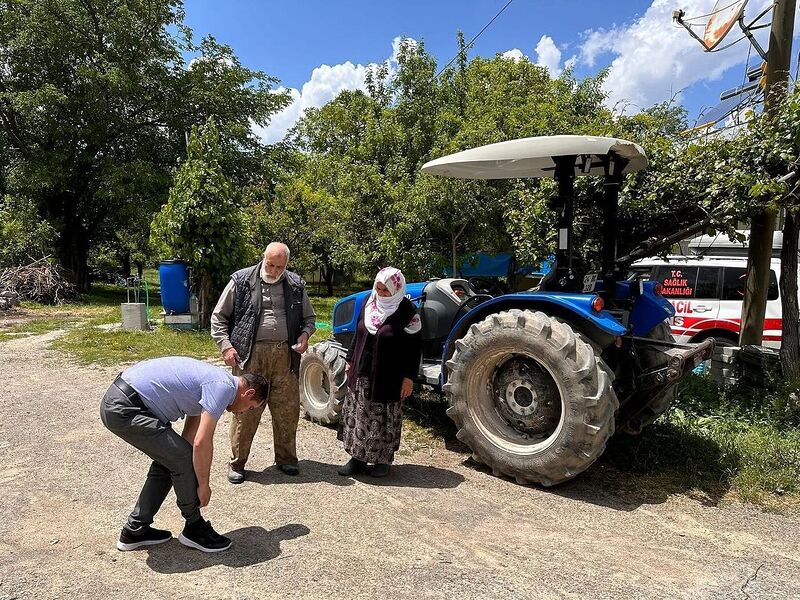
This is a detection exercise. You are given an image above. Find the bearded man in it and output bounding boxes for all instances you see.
[211,242,316,483]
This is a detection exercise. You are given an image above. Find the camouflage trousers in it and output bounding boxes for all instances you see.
[230,341,299,469]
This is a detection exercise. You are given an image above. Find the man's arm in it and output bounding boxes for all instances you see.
[181,415,201,443]
[210,280,240,366]
[293,290,317,353]
[210,279,236,352]
[192,410,219,507]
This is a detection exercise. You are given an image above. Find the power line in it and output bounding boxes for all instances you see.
[436,0,515,78]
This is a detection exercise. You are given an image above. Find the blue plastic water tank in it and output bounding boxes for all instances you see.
[159,260,190,314]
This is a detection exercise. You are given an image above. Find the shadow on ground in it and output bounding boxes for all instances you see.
[145,523,310,573]
[442,413,733,511]
[248,459,464,490]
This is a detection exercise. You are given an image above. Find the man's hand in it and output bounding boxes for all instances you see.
[400,377,413,399]
[292,333,309,354]
[222,347,240,367]
[197,483,211,507]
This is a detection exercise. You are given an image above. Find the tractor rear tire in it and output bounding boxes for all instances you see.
[299,340,347,425]
[444,309,618,486]
[620,322,678,434]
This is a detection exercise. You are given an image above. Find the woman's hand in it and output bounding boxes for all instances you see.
[400,377,413,399]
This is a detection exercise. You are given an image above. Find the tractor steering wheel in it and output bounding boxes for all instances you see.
[467,277,507,297]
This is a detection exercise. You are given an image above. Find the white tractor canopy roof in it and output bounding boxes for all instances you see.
[421,135,647,180]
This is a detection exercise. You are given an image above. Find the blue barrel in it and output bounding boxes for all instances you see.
[159,260,190,314]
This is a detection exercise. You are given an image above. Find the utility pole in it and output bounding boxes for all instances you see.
[739,0,796,346]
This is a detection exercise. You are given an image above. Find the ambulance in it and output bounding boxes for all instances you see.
[631,231,786,349]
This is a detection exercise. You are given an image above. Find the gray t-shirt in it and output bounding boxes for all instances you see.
[122,356,238,423]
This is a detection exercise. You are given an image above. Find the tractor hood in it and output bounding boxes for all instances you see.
[421,135,647,180]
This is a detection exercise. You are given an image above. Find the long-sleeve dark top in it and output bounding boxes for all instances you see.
[346,298,422,403]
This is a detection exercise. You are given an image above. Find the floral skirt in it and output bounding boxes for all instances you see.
[337,376,403,464]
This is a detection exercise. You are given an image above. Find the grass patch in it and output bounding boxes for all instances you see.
[400,389,458,454]
[52,324,218,365]
[307,293,338,345]
[602,374,800,510]
[0,316,76,340]
[12,281,343,365]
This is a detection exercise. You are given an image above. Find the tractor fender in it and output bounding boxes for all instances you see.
[440,292,626,384]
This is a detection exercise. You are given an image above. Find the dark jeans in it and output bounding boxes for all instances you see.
[100,382,201,528]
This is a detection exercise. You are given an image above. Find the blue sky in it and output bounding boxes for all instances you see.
[183,1,794,142]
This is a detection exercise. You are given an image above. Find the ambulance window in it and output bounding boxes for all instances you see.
[722,267,779,301]
[653,266,699,298]
[695,268,721,298]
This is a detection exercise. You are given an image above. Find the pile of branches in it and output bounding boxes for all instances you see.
[0,258,78,304]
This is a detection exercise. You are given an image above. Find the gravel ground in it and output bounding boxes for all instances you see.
[0,331,798,600]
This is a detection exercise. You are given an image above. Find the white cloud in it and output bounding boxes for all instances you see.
[577,0,779,113]
[535,35,562,76]
[258,36,411,144]
[502,48,527,62]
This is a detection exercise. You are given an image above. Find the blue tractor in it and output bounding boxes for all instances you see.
[299,136,714,486]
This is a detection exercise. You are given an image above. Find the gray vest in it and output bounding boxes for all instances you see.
[227,262,305,373]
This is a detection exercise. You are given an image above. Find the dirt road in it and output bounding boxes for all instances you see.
[0,332,798,599]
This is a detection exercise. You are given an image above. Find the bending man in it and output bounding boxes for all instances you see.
[100,356,268,552]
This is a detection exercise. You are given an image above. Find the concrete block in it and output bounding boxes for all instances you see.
[164,312,199,330]
[121,303,148,330]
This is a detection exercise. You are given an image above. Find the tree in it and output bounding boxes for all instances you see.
[289,42,619,280]
[150,120,254,326]
[0,0,289,291]
[0,195,56,267]
[246,176,359,295]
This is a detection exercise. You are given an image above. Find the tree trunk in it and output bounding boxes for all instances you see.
[135,261,144,278]
[48,192,92,293]
[740,209,777,345]
[322,264,335,296]
[58,223,91,293]
[120,252,131,277]
[741,0,796,346]
[780,209,800,380]
[451,223,466,277]
[197,274,214,329]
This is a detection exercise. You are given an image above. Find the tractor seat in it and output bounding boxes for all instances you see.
[420,278,484,341]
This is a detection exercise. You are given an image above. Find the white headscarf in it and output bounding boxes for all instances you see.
[364,267,422,335]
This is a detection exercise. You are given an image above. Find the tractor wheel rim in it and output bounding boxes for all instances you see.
[302,362,331,410]
[464,348,565,454]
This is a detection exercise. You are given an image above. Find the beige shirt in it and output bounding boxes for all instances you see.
[210,273,317,352]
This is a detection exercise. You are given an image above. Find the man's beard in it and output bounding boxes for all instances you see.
[261,265,282,284]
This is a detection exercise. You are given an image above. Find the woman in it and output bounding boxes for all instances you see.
[337,267,422,477]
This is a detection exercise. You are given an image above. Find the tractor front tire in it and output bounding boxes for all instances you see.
[444,309,618,486]
[299,340,347,425]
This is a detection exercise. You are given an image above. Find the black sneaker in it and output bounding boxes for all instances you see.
[178,519,232,553]
[116,524,172,551]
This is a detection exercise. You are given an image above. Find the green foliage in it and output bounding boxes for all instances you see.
[0,0,289,288]
[247,177,360,277]
[289,40,618,278]
[677,373,800,428]
[0,195,57,267]
[150,119,254,320]
[601,373,800,506]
